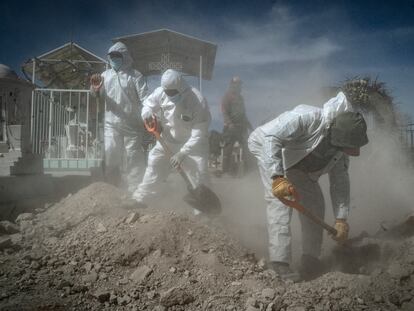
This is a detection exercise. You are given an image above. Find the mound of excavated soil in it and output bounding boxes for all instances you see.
[1,182,414,311]
[38,182,132,229]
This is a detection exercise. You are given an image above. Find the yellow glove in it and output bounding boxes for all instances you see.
[333,219,349,242]
[272,177,295,199]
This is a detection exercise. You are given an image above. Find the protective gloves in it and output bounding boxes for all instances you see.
[333,219,349,242]
[142,109,154,122]
[90,74,103,92]
[272,177,295,199]
[170,151,186,168]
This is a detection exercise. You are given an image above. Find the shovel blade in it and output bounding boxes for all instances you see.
[183,184,222,215]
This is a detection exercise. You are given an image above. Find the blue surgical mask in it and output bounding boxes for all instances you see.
[109,57,123,71]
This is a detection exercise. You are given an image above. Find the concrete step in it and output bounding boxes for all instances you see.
[0,160,19,167]
[0,154,21,162]
[0,153,21,167]
[0,163,15,168]
[0,151,38,176]
[10,154,44,175]
[2,151,21,157]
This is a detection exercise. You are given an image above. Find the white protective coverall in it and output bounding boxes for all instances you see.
[92,42,148,193]
[132,69,211,204]
[248,92,353,263]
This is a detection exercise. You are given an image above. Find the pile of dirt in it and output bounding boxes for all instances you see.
[1,182,414,311]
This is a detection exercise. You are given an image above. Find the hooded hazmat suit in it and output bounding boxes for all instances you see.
[132,69,211,204]
[248,92,356,263]
[91,42,148,193]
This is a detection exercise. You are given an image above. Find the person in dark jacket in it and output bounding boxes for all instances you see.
[221,76,252,175]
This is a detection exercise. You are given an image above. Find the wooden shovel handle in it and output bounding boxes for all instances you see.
[144,117,194,190]
[279,195,338,236]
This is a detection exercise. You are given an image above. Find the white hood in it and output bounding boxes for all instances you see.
[322,91,353,127]
[161,69,190,94]
[108,42,134,70]
[251,91,354,174]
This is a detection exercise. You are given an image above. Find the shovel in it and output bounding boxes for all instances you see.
[144,117,222,215]
[278,189,338,237]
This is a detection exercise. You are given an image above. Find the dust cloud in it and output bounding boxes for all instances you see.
[196,5,414,262]
[208,97,414,265]
[346,128,414,234]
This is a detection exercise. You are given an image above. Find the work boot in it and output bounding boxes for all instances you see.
[269,261,300,282]
[300,254,325,281]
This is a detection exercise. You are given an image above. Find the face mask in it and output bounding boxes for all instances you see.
[109,57,123,71]
[168,92,182,104]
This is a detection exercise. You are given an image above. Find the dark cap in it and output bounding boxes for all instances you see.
[330,112,369,148]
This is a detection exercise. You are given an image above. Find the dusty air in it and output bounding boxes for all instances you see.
[0,22,414,311]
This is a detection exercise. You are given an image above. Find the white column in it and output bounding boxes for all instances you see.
[199,55,203,93]
[48,91,53,158]
[30,58,36,150]
[86,92,89,159]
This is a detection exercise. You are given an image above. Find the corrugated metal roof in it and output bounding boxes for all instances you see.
[112,29,217,80]
[22,42,106,89]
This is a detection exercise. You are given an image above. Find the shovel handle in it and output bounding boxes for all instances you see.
[144,117,195,191]
[279,196,338,236]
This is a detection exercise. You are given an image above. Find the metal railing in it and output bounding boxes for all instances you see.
[400,123,414,149]
[30,89,103,167]
[400,123,414,164]
[0,95,6,144]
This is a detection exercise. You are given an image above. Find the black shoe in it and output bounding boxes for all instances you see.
[300,254,325,281]
[269,261,300,282]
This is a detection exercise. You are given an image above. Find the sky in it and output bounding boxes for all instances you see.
[1,0,414,129]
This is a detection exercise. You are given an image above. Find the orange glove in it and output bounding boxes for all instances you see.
[272,177,295,199]
[90,74,103,92]
[333,219,349,242]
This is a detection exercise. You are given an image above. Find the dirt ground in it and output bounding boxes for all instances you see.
[1,181,414,311]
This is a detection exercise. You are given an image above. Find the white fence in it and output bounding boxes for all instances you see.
[31,89,103,170]
[400,123,414,149]
[400,123,414,163]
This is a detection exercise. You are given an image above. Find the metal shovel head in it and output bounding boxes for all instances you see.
[183,184,222,215]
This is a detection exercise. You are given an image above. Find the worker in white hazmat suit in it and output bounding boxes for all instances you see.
[90,42,148,193]
[248,92,368,280]
[132,69,211,208]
